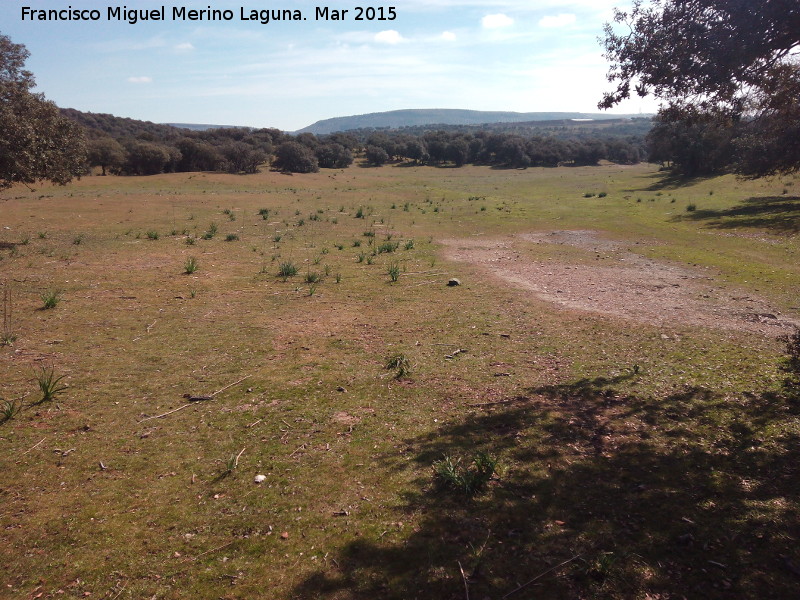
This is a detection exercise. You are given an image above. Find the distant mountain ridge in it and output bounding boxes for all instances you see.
[296,109,648,135]
[165,123,249,131]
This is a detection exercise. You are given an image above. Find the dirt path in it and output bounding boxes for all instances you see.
[442,230,798,336]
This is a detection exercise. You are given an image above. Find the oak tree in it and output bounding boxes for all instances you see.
[0,33,87,189]
[600,0,800,176]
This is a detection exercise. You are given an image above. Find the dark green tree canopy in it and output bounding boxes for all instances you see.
[600,0,800,176]
[273,141,319,173]
[0,33,87,189]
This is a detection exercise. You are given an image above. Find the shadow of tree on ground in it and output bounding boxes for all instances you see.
[671,196,800,233]
[293,374,800,599]
[639,170,719,191]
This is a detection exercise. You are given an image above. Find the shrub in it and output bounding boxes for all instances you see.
[146,230,159,240]
[686,203,697,212]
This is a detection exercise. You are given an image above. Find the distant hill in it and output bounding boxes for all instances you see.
[296,109,649,135]
[61,108,188,140]
[165,123,249,131]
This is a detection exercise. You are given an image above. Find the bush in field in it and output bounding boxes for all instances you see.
[273,142,319,173]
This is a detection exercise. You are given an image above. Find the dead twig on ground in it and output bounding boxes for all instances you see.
[458,561,470,600]
[137,374,253,424]
[21,437,45,456]
[502,554,582,598]
[210,375,251,397]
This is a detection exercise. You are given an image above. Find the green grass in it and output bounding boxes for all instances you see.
[277,261,298,278]
[0,164,798,599]
[40,289,61,309]
[32,365,68,405]
[184,256,198,274]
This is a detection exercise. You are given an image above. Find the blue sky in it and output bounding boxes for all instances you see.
[1,0,657,130]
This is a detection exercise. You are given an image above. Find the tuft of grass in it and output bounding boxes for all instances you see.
[146,230,159,240]
[377,241,400,254]
[258,208,270,219]
[404,240,414,250]
[433,451,498,496]
[385,353,411,379]
[40,289,61,309]
[202,222,218,240]
[72,234,85,245]
[305,271,322,284]
[33,366,68,406]
[225,233,240,242]
[355,206,365,219]
[278,261,298,279]
[184,256,198,274]
[686,203,697,212]
[0,398,23,424]
[387,262,401,282]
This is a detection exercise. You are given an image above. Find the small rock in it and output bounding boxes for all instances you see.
[254,474,267,484]
[447,278,461,286]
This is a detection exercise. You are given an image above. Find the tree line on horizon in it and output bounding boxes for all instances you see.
[4,0,799,192]
[69,107,650,176]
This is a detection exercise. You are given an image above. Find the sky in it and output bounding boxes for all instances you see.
[1,0,659,131]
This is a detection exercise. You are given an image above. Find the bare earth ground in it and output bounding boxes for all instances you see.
[442,230,800,336]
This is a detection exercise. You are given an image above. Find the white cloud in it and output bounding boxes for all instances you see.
[482,13,514,29]
[539,14,576,28]
[374,30,405,44]
[175,42,195,51]
[127,76,153,84]
[441,31,457,41]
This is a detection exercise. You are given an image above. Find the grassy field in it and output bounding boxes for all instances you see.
[1,163,799,599]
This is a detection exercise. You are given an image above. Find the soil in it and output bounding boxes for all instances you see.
[442,230,799,336]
